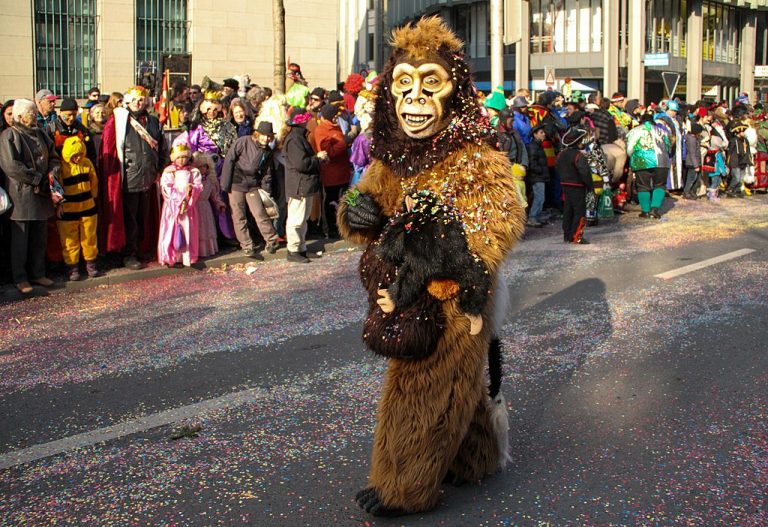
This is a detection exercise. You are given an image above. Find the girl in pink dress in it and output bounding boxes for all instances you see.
[158,144,202,267]
[192,152,226,258]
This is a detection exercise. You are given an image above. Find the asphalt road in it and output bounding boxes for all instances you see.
[1,195,767,527]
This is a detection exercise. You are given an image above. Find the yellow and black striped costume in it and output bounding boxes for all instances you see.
[57,136,99,265]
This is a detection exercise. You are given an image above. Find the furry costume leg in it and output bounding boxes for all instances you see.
[450,275,513,483]
[359,304,493,514]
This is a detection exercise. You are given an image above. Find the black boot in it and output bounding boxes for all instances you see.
[287,251,310,263]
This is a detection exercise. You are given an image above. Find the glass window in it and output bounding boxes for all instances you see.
[592,0,601,52]
[564,0,577,52]
[579,0,591,53]
[33,0,97,98]
[136,0,188,76]
[531,0,544,53]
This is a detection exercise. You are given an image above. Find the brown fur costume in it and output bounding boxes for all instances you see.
[338,17,526,516]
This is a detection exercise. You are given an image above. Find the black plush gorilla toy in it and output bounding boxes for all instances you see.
[375,191,491,317]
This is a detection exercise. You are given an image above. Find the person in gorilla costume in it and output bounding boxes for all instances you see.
[337,16,526,516]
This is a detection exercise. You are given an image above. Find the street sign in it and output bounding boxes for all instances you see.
[544,66,556,87]
[662,71,681,99]
[644,52,670,66]
[755,65,768,78]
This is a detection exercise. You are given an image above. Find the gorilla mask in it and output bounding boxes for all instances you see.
[392,61,454,139]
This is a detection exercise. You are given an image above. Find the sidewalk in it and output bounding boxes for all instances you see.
[0,237,352,303]
[3,191,766,303]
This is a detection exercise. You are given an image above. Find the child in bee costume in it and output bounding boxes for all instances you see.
[57,136,100,280]
[337,17,526,516]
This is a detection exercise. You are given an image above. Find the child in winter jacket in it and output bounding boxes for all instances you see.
[682,123,703,199]
[726,122,751,197]
[57,136,99,280]
[526,124,549,227]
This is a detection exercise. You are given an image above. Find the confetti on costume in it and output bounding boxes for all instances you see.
[337,16,526,516]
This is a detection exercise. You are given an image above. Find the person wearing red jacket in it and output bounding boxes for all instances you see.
[313,104,351,238]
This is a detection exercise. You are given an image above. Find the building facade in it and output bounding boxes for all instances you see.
[382,0,768,104]
[0,0,340,102]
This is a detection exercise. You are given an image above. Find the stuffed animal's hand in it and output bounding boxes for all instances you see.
[377,289,395,313]
[345,190,382,230]
[466,314,483,335]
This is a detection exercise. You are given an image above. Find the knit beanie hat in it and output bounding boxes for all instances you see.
[59,98,78,112]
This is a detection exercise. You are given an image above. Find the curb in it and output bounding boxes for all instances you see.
[0,238,354,303]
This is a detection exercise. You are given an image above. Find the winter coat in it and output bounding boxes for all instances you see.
[626,122,670,171]
[526,139,550,184]
[590,109,618,144]
[221,136,274,194]
[727,135,751,169]
[498,128,528,167]
[53,118,97,167]
[684,133,702,168]
[0,124,59,221]
[283,126,321,199]
[556,148,593,188]
[313,119,351,187]
[513,111,533,145]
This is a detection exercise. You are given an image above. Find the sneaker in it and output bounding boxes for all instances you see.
[638,212,650,218]
[86,261,101,278]
[68,265,81,281]
[572,238,590,245]
[15,281,33,294]
[30,277,54,287]
[123,256,142,270]
[526,219,544,228]
[299,250,321,259]
[649,208,661,219]
[243,248,263,260]
[265,243,278,255]
[287,251,310,263]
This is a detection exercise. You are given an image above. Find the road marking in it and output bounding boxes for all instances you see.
[654,248,756,280]
[0,386,269,470]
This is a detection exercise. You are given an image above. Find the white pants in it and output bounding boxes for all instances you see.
[286,195,314,252]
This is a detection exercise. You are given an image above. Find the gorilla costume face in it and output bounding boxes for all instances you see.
[391,61,454,139]
[371,17,494,177]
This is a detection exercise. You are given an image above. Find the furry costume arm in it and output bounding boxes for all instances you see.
[452,144,526,275]
[337,160,402,245]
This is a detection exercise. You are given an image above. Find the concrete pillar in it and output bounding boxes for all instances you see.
[515,0,530,93]
[602,0,620,96]
[0,2,35,100]
[490,0,504,89]
[97,0,135,92]
[740,11,757,102]
[627,0,646,103]
[686,0,703,103]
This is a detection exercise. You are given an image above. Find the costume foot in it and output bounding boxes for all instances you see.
[355,487,407,517]
[443,470,467,487]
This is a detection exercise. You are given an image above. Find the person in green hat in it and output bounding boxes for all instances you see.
[483,86,507,127]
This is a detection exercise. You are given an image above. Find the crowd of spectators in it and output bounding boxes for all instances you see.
[1,63,765,294]
[482,85,767,244]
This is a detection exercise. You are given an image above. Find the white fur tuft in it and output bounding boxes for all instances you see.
[490,393,511,468]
